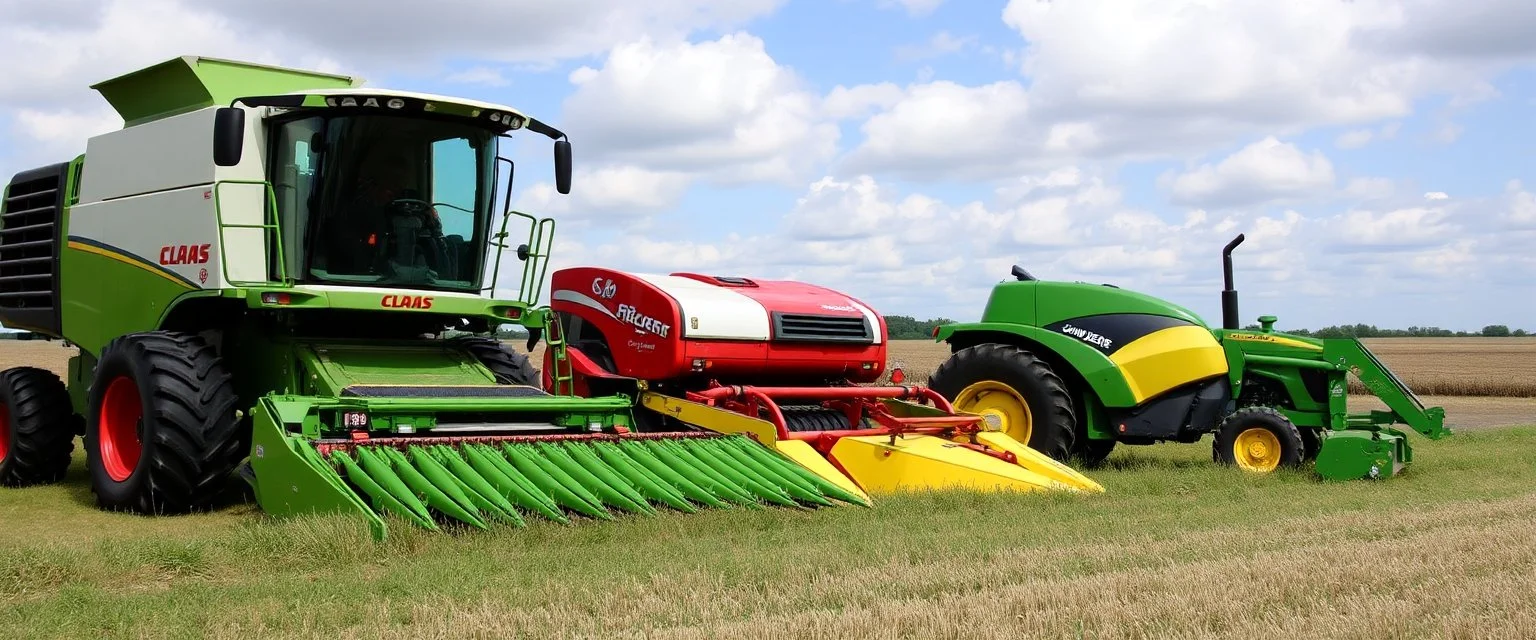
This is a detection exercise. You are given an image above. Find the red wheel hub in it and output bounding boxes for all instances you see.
[0,403,10,464]
[99,376,143,482]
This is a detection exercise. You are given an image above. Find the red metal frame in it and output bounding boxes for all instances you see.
[682,382,1009,458]
[313,430,725,457]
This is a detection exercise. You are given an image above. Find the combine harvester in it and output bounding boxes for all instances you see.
[926,235,1451,480]
[0,56,1099,540]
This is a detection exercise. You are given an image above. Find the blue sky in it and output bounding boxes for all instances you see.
[2,0,1533,332]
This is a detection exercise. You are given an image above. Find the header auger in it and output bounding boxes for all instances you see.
[0,56,1101,540]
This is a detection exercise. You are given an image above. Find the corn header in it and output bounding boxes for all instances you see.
[0,56,1101,540]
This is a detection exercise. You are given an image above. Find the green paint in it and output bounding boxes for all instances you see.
[934,249,1448,482]
[3,54,864,543]
[90,56,361,127]
[247,399,387,541]
[935,321,1139,407]
[1314,429,1407,481]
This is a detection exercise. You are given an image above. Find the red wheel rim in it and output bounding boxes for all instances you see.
[0,403,10,464]
[99,375,143,482]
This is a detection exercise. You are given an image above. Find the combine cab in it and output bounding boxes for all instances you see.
[543,268,1104,500]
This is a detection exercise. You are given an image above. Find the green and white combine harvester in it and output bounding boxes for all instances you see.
[0,56,1106,539]
[927,235,1452,480]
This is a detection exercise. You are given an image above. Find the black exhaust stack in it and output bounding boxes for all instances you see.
[1221,233,1244,330]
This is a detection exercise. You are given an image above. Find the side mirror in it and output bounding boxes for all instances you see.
[213,107,246,167]
[553,139,572,195]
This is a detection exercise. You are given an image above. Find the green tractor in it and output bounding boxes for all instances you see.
[0,56,863,539]
[927,234,1450,480]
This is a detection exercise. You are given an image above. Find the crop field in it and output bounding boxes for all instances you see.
[1,337,1533,638]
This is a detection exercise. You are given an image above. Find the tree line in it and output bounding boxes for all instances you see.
[881,316,1529,340]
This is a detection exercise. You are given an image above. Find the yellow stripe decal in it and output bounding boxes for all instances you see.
[67,239,198,290]
[1109,325,1229,403]
[1225,332,1323,350]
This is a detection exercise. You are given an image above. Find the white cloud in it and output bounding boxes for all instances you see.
[200,0,787,69]
[1424,191,1450,200]
[1336,129,1375,149]
[838,80,1037,180]
[837,0,1536,183]
[445,67,510,87]
[895,31,979,61]
[822,83,905,120]
[880,0,946,17]
[512,165,692,222]
[561,33,838,185]
[1165,137,1336,209]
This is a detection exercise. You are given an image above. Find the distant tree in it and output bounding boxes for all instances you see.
[1482,324,1512,337]
[883,315,957,340]
[1514,329,1529,337]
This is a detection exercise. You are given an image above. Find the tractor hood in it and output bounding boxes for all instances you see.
[550,267,883,344]
[980,280,1209,329]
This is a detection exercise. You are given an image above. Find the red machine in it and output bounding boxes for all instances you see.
[538,266,1104,497]
[543,267,892,395]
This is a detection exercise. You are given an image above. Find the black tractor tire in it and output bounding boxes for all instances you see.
[0,366,80,487]
[1211,406,1306,472]
[1298,427,1322,462]
[1071,436,1117,467]
[452,336,539,385]
[928,343,1077,463]
[85,331,246,514]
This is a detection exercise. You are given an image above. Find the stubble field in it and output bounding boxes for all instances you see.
[0,337,1533,638]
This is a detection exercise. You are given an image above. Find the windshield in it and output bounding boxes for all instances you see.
[269,112,499,291]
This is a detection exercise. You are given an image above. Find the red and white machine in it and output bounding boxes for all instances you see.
[543,267,893,395]
[537,266,1105,497]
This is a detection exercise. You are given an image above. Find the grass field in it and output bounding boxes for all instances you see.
[1,338,1533,638]
[2,427,1533,638]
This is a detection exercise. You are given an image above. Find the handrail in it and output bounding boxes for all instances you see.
[212,179,289,288]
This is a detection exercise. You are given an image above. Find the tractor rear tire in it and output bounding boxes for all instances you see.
[1212,406,1306,472]
[0,367,79,487]
[453,336,538,385]
[85,331,245,514]
[928,343,1077,463]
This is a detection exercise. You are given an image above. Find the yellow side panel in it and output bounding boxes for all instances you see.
[638,392,779,443]
[773,440,872,506]
[975,431,1104,493]
[828,435,1085,494]
[1109,325,1229,403]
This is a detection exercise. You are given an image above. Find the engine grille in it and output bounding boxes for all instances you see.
[771,312,873,343]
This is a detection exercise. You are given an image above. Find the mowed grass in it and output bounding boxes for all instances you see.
[885,337,1536,398]
[3,426,1535,639]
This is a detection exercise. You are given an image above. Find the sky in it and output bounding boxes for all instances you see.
[1,0,1533,332]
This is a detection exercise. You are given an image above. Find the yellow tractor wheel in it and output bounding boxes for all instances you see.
[1212,406,1305,472]
[927,343,1077,463]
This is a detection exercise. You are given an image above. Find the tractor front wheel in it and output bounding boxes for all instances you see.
[1212,406,1306,473]
[85,331,245,513]
[928,343,1076,462]
[453,336,539,385]
[0,367,79,487]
